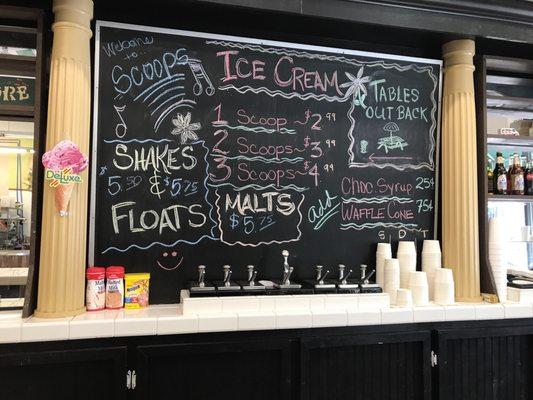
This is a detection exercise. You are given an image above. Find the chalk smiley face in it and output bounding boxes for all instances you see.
[156,251,184,271]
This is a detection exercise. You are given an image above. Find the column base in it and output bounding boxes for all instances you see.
[455,295,483,303]
[34,306,86,318]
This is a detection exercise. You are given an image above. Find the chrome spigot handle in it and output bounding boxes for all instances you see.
[224,270,232,287]
[360,264,367,281]
[342,269,353,285]
[223,265,231,281]
[282,250,290,273]
[315,265,323,282]
[248,270,258,286]
[319,270,330,285]
[364,269,375,285]
[198,265,206,288]
[283,266,294,285]
[247,265,255,281]
[338,264,346,281]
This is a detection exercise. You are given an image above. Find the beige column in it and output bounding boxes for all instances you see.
[35,0,93,317]
[441,39,481,302]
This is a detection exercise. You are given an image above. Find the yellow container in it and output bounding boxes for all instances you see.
[124,273,150,309]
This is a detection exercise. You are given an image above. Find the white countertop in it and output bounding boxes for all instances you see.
[1,300,532,344]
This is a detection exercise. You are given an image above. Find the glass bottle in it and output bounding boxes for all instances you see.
[510,153,525,195]
[493,152,507,195]
[527,162,533,195]
[487,157,494,194]
[507,155,513,193]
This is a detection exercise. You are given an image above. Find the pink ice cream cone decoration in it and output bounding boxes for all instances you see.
[42,140,88,216]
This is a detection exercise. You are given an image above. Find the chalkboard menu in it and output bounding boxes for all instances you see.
[90,21,442,303]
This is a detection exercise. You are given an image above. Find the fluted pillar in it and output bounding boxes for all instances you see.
[35,0,93,317]
[441,39,481,302]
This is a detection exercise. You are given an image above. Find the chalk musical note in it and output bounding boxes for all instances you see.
[188,58,215,96]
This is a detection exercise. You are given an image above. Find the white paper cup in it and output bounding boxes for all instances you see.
[398,253,417,289]
[395,288,413,307]
[434,268,453,283]
[376,243,392,287]
[411,285,429,306]
[397,241,416,254]
[377,242,392,254]
[434,282,455,305]
[384,258,400,304]
[409,271,428,287]
[376,254,391,288]
[422,240,441,253]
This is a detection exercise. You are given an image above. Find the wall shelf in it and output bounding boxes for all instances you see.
[488,194,533,202]
[487,135,533,147]
[487,95,533,110]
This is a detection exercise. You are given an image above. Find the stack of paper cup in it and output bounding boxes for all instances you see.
[395,288,413,307]
[421,240,442,300]
[384,258,400,305]
[488,217,508,302]
[376,243,392,288]
[409,271,429,306]
[434,268,455,305]
[397,241,417,289]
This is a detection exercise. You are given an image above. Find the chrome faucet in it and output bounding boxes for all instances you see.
[197,265,206,288]
[247,265,257,286]
[282,266,294,286]
[360,264,367,282]
[339,264,353,285]
[315,265,330,285]
[282,249,290,273]
[223,265,232,287]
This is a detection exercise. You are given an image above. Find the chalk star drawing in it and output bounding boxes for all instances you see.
[339,66,371,109]
[377,122,408,153]
[171,112,201,144]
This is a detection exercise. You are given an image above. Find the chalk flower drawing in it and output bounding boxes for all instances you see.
[339,66,371,109]
[171,112,201,144]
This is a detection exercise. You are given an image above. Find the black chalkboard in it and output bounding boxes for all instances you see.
[90,21,442,304]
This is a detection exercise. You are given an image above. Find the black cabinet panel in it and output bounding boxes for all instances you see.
[300,331,431,400]
[135,338,292,400]
[436,326,533,400]
[0,346,127,400]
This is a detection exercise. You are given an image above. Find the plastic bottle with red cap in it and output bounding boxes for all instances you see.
[106,266,125,309]
[86,267,106,311]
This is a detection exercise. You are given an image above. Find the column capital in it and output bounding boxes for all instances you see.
[52,0,93,37]
[442,39,475,95]
[442,39,475,71]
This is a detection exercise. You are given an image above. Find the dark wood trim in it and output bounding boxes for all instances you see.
[0,105,34,118]
[22,6,48,318]
[486,56,533,76]
[0,53,36,63]
[345,0,533,25]
[0,5,43,21]
[475,55,497,297]
[194,0,533,44]
[0,23,37,34]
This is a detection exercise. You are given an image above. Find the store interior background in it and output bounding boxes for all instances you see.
[0,0,532,312]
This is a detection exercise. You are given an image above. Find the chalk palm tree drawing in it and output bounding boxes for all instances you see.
[340,66,371,109]
[341,66,371,165]
[171,112,201,144]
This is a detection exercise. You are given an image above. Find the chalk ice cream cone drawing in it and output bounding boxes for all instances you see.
[42,140,88,216]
